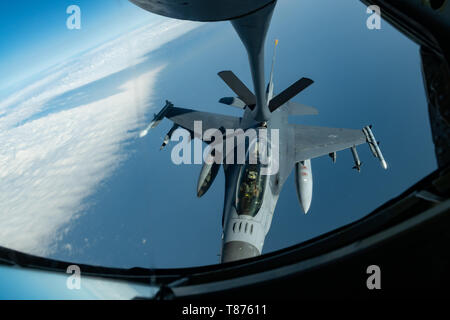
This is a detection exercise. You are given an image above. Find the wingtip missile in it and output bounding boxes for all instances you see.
[139,100,173,138]
[362,126,388,170]
[139,129,149,138]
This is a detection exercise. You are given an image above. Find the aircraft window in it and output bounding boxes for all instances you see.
[0,0,437,273]
[236,163,267,216]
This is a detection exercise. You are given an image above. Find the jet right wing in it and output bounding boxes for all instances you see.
[287,101,318,115]
[293,124,366,162]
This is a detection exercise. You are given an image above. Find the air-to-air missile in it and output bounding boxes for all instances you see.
[160,123,179,150]
[351,146,362,172]
[139,100,173,138]
[363,125,388,170]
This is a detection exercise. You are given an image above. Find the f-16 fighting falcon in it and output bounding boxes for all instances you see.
[132,0,388,263]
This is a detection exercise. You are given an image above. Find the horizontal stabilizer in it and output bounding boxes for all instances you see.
[218,71,256,108]
[219,97,246,109]
[269,78,314,112]
[287,101,318,115]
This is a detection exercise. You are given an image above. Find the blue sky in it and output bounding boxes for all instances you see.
[0,0,437,270]
[0,265,156,299]
[0,0,155,90]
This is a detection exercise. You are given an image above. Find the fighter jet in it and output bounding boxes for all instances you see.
[132,0,388,263]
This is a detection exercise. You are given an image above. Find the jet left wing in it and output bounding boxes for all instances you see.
[293,124,366,162]
[165,106,241,140]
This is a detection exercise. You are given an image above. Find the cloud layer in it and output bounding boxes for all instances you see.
[0,20,201,256]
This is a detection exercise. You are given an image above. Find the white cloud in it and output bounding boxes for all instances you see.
[0,20,201,131]
[0,19,202,256]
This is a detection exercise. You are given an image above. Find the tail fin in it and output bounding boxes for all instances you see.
[266,39,278,101]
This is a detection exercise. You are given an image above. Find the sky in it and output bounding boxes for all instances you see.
[0,265,157,299]
[0,0,437,270]
[0,0,156,89]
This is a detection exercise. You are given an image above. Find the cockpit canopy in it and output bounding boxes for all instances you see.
[236,163,267,217]
[235,133,272,217]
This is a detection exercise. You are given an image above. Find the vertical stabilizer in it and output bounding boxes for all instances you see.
[266,39,278,101]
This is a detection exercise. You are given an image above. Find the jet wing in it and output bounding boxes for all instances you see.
[165,107,241,140]
[287,101,318,116]
[293,124,366,162]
